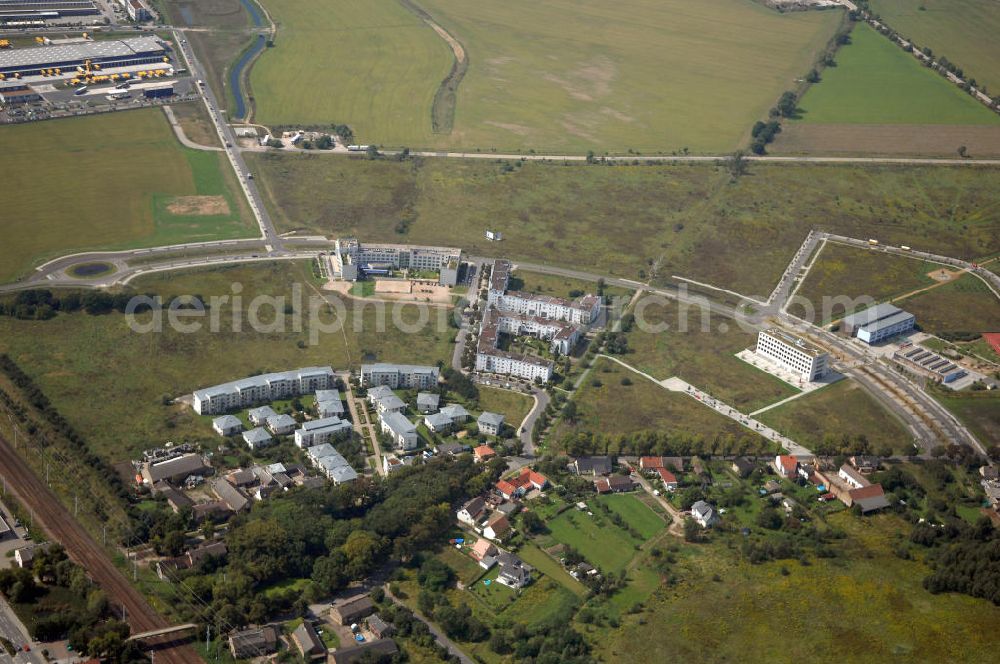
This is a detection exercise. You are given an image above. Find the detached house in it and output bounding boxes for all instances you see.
[477,411,505,437]
[496,551,532,589]
[691,500,719,528]
[484,513,512,541]
[457,496,487,526]
[774,455,798,479]
[212,415,243,437]
[656,468,678,491]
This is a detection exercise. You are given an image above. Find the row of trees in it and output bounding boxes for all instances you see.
[559,429,776,458]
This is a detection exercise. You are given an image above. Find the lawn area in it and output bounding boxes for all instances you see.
[756,379,913,454]
[597,494,667,540]
[171,100,221,147]
[0,261,455,462]
[896,273,1000,335]
[250,0,452,141]
[437,545,486,586]
[596,512,1000,662]
[248,153,1000,297]
[475,387,532,428]
[624,294,798,410]
[796,22,1000,125]
[791,241,939,322]
[552,360,769,450]
[249,0,839,152]
[516,543,588,598]
[930,387,1000,448]
[510,270,631,302]
[543,507,641,572]
[0,109,254,283]
[869,0,1000,93]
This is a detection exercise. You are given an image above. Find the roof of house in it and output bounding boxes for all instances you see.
[242,427,273,444]
[228,625,278,655]
[366,385,394,400]
[291,621,324,655]
[849,484,885,502]
[441,404,470,419]
[436,442,469,455]
[308,442,338,460]
[496,480,519,497]
[332,594,374,618]
[425,412,453,429]
[777,455,798,472]
[144,454,211,483]
[417,392,440,408]
[510,467,548,489]
[267,413,297,429]
[656,468,678,483]
[382,411,416,436]
[188,540,227,564]
[212,478,249,512]
[460,496,486,516]
[487,513,511,534]
[691,500,715,520]
[330,638,398,664]
[228,468,257,487]
[367,614,393,635]
[732,457,755,473]
[573,456,612,474]
[474,444,496,459]
[478,411,505,428]
[315,389,340,401]
[248,405,277,421]
[640,456,664,468]
[839,464,870,487]
[855,494,891,513]
[377,393,406,411]
[212,415,243,430]
[472,538,497,558]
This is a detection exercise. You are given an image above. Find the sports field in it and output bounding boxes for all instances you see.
[250,0,452,142]
[248,153,1000,298]
[251,0,841,152]
[0,109,254,283]
[756,380,912,454]
[869,0,1000,93]
[795,22,1000,125]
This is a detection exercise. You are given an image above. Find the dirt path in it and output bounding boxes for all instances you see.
[892,268,965,303]
[0,435,199,663]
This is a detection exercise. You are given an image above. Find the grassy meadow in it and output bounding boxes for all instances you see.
[551,359,767,448]
[249,0,840,152]
[624,294,798,411]
[0,109,254,283]
[930,387,1000,447]
[250,0,453,139]
[476,387,533,429]
[869,0,1000,93]
[796,22,1000,125]
[756,380,913,453]
[0,261,456,463]
[247,153,1000,297]
[896,273,1000,335]
[791,241,939,321]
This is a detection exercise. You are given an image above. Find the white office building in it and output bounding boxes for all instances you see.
[842,303,916,345]
[193,367,336,415]
[754,328,828,382]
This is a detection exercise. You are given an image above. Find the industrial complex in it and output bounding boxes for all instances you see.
[0,35,167,79]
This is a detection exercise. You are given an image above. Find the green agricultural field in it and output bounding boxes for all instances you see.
[790,241,939,322]
[248,152,1000,297]
[896,273,1000,335]
[552,360,768,450]
[594,513,1000,663]
[0,262,455,462]
[756,380,913,454]
[869,0,1000,93]
[0,109,254,283]
[250,0,452,141]
[250,0,840,152]
[624,294,798,411]
[796,22,1000,125]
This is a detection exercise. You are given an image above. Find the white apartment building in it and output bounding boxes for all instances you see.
[754,329,828,382]
[475,309,554,382]
[361,363,439,389]
[193,367,336,415]
[293,417,353,448]
[493,311,582,355]
[486,259,601,325]
[380,411,419,450]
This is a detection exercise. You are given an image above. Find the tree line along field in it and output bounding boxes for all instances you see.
[0,261,456,463]
[249,0,841,152]
[794,22,999,126]
[0,109,255,284]
[868,0,1000,94]
[247,152,1000,297]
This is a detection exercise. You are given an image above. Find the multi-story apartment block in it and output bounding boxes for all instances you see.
[333,238,461,286]
[754,329,828,382]
[360,363,440,390]
[193,367,336,415]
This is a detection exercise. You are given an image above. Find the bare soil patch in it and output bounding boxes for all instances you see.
[771,123,1000,157]
[375,279,413,294]
[166,195,230,216]
[928,268,961,283]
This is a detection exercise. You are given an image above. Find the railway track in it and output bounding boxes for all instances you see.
[0,434,200,663]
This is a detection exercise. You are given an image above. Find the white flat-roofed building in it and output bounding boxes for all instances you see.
[475,308,554,382]
[334,238,462,286]
[754,328,828,382]
[361,363,439,390]
[380,411,418,450]
[193,367,336,414]
[841,303,916,345]
[486,259,600,325]
[294,417,352,448]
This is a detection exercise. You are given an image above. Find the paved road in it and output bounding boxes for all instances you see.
[517,389,549,456]
[0,598,44,664]
[383,585,473,664]
[0,435,198,663]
